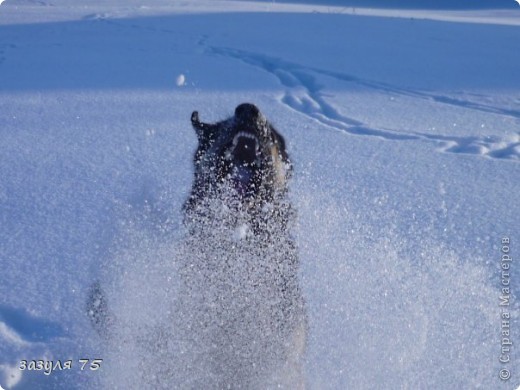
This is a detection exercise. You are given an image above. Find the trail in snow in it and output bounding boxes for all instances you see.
[80,12,520,160]
[206,45,520,161]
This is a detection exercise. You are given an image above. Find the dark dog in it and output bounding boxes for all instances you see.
[179,103,307,388]
[86,103,307,388]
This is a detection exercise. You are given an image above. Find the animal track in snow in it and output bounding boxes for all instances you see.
[207,46,519,162]
[65,12,518,162]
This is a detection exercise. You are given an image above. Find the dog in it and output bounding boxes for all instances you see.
[86,103,307,388]
[178,103,307,388]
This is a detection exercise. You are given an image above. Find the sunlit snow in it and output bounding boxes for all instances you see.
[0,0,519,389]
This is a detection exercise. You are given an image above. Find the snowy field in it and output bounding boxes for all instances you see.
[1,0,519,389]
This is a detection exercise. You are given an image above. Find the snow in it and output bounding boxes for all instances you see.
[1,0,519,389]
[175,74,186,87]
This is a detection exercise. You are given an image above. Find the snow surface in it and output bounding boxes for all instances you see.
[1,0,519,389]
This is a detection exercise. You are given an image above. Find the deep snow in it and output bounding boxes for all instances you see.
[0,0,519,389]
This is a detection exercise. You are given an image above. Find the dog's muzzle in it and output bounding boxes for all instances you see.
[228,132,261,197]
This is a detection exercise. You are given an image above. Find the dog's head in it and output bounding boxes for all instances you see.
[185,103,292,216]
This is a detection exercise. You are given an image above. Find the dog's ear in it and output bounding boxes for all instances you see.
[191,111,216,143]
